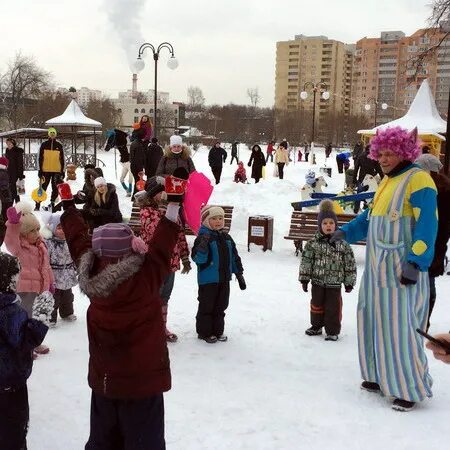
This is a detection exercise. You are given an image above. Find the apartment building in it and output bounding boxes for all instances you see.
[352,28,450,125]
[76,87,103,106]
[275,35,355,141]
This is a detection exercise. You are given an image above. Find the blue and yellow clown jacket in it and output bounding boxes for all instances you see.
[192,226,243,285]
[341,164,438,271]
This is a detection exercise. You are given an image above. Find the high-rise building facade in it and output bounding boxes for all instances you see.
[352,28,450,125]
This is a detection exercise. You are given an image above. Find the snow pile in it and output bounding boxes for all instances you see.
[2,144,449,450]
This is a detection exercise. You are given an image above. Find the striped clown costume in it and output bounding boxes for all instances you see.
[341,127,437,403]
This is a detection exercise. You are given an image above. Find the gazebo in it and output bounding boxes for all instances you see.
[0,99,103,170]
[45,99,102,163]
[358,79,447,157]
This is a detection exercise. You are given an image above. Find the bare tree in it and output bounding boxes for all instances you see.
[187,86,205,111]
[0,53,51,129]
[247,87,260,108]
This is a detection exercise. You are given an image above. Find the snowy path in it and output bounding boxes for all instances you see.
[5,144,448,449]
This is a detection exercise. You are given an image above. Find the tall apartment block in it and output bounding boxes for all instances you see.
[351,28,450,124]
[275,35,354,133]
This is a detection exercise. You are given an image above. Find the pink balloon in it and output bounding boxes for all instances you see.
[183,172,214,234]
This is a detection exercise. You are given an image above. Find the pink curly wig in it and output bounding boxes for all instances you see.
[369,126,421,162]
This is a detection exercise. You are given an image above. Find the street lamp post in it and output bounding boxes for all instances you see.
[364,98,388,127]
[300,81,330,145]
[134,42,178,138]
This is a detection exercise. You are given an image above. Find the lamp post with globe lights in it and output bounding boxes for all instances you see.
[364,98,388,127]
[300,81,330,145]
[134,42,178,138]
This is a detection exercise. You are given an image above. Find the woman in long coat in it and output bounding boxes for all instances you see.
[335,127,438,412]
[248,145,266,183]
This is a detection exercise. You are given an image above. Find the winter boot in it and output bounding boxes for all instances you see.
[305,326,322,336]
[360,381,381,393]
[198,335,218,344]
[325,335,338,341]
[128,183,133,194]
[62,314,77,322]
[34,344,50,355]
[121,181,128,192]
[216,335,228,342]
[392,399,416,412]
[166,330,178,343]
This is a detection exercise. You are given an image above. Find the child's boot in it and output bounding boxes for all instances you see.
[305,326,322,336]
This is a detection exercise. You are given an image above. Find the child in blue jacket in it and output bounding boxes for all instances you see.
[0,252,51,450]
[192,205,245,343]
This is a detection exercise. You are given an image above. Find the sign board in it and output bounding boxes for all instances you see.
[251,226,265,237]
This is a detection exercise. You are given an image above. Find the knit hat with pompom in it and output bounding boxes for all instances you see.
[317,199,337,229]
[15,201,41,235]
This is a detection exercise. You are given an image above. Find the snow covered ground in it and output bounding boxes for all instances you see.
[3,143,449,450]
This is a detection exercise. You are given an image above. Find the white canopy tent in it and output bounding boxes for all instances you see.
[358,79,447,155]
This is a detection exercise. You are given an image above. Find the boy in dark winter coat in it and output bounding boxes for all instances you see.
[192,205,246,343]
[0,252,50,450]
[60,181,183,450]
[208,142,227,184]
[146,137,164,178]
[299,200,356,341]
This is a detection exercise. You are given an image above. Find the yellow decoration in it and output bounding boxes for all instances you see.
[412,240,428,256]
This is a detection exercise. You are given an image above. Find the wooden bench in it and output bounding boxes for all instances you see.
[128,204,234,236]
[284,210,366,256]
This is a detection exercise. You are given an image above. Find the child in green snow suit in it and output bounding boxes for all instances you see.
[299,199,356,341]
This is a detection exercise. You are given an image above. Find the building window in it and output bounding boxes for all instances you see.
[141,108,146,113]
[117,108,122,113]
[134,108,139,113]
[134,116,139,122]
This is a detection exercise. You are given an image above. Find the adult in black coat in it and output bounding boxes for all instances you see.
[248,145,266,183]
[353,141,364,162]
[208,142,227,184]
[5,138,24,203]
[129,128,147,198]
[352,145,383,185]
[82,178,122,232]
[145,137,163,178]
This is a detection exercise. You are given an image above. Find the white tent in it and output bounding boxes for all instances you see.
[45,99,102,128]
[358,79,446,140]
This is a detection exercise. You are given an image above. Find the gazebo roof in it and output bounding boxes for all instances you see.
[45,99,102,128]
[358,79,447,139]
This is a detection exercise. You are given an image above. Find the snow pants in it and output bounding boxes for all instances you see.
[159,273,175,305]
[0,384,29,450]
[277,163,285,180]
[211,166,223,184]
[51,288,74,323]
[85,391,165,450]
[196,282,230,337]
[230,154,239,165]
[310,285,342,335]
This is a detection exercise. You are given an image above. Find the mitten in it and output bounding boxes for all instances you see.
[181,260,192,274]
[329,229,346,244]
[145,175,166,198]
[32,291,55,326]
[49,283,56,295]
[301,282,308,292]
[236,273,246,290]
[247,162,251,167]
[6,206,21,224]
[76,190,86,201]
[345,285,353,293]
[400,261,419,285]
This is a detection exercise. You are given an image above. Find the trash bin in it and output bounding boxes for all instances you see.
[247,216,274,251]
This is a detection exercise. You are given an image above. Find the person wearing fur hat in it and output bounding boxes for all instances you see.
[82,177,122,232]
[0,156,13,246]
[41,211,78,326]
[5,137,25,204]
[247,144,266,183]
[155,135,196,177]
[332,126,438,412]
[4,202,55,356]
[138,175,191,343]
[0,252,51,450]
[59,183,183,449]
[35,128,65,211]
[299,199,356,341]
[191,205,245,343]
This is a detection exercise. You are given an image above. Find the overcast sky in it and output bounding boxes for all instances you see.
[0,0,432,106]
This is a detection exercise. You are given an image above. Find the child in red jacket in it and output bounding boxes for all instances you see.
[137,176,191,343]
[234,161,247,183]
[59,182,181,450]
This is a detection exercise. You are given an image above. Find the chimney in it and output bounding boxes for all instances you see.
[132,74,138,98]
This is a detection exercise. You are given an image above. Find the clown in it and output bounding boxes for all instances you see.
[332,126,438,411]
